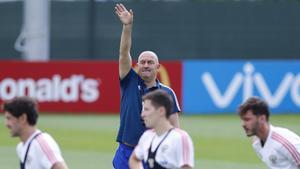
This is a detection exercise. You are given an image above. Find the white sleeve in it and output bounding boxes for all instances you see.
[16,143,23,161]
[175,130,195,168]
[291,136,300,166]
[35,133,64,169]
[279,139,300,166]
[134,132,148,161]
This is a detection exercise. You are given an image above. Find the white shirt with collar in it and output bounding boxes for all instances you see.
[134,128,194,169]
[252,125,300,169]
[16,130,65,169]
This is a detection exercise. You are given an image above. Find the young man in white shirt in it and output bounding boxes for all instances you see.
[129,89,194,169]
[238,96,300,169]
[3,96,69,169]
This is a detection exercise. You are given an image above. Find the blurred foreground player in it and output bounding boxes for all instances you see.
[3,96,69,169]
[130,90,194,169]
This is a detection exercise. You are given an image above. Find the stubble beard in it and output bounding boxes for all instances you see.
[246,121,259,137]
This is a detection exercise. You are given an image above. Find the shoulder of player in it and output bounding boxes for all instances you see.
[170,128,192,140]
[37,132,55,139]
[29,133,64,166]
[271,126,300,142]
[32,132,59,149]
[29,132,62,159]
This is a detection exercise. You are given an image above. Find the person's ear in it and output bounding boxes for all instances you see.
[258,115,266,123]
[19,113,27,124]
[158,106,166,117]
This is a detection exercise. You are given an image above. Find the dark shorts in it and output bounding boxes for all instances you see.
[112,143,148,169]
[113,143,133,169]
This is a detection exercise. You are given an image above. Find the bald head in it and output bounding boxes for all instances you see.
[138,51,159,64]
[137,51,160,83]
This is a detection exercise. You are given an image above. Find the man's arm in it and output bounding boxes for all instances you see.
[115,3,133,79]
[129,153,143,169]
[169,112,180,128]
[51,162,69,169]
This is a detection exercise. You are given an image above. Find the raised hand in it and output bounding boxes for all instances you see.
[115,3,133,25]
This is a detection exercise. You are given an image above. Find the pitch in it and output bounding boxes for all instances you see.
[1,114,299,169]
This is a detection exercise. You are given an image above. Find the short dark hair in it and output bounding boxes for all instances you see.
[238,96,270,121]
[142,89,173,118]
[2,96,39,125]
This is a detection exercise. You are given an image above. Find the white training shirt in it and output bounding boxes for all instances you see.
[16,130,65,169]
[252,125,300,169]
[134,128,194,169]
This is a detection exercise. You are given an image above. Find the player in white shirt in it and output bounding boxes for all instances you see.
[3,96,69,169]
[238,96,300,169]
[129,89,194,169]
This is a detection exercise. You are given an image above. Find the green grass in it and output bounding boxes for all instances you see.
[1,114,300,169]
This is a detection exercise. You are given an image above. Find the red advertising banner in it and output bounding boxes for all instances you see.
[0,61,182,114]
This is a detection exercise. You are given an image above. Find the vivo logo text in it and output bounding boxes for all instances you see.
[202,63,300,108]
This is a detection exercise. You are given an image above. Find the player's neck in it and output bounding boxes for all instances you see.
[258,123,270,144]
[155,120,173,136]
[20,126,37,143]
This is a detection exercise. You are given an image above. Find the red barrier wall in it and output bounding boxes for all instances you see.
[0,61,182,114]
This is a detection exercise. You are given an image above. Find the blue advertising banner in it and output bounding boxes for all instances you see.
[183,60,300,114]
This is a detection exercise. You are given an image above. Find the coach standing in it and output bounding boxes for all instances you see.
[113,3,181,169]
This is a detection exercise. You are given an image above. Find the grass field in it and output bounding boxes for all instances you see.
[1,114,300,169]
